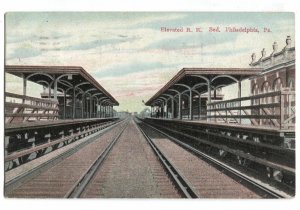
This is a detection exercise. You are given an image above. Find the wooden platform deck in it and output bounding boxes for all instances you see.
[146,117,294,135]
[5,117,119,132]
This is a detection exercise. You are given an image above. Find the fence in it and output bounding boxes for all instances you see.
[207,90,295,129]
[5,92,59,124]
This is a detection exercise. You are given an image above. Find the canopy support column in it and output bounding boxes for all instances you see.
[189,89,193,120]
[238,80,242,124]
[162,101,165,118]
[48,83,52,99]
[207,80,211,121]
[22,74,27,103]
[53,77,58,101]
[100,104,102,118]
[63,90,66,119]
[72,88,76,119]
[89,97,92,118]
[171,97,174,119]
[178,94,182,120]
[81,96,84,118]
[198,94,201,120]
[166,101,168,118]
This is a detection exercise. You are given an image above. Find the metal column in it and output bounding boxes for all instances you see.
[22,74,27,104]
[166,101,168,118]
[198,94,201,120]
[63,91,66,119]
[100,104,102,118]
[178,94,182,120]
[93,99,95,118]
[96,100,99,118]
[89,97,92,118]
[72,88,76,119]
[207,80,211,121]
[48,84,51,99]
[54,78,58,101]
[171,98,174,119]
[189,89,193,120]
[238,80,242,124]
[162,102,165,118]
[86,96,88,118]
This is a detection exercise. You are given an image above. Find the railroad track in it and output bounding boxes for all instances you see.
[142,118,295,194]
[5,118,121,171]
[136,118,291,198]
[135,119,199,198]
[78,118,181,198]
[5,118,129,197]
[6,117,182,198]
[66,119,129,198]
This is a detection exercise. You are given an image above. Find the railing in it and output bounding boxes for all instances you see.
[5,92,59,124]
[207,89,295,130]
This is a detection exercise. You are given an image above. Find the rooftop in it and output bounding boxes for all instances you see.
[5,65,119,105]
[145,67,262,105]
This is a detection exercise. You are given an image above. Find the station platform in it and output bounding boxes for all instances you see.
[5,117,119,132]
[146,117,295,135]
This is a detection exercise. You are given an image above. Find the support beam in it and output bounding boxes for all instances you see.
[63,91,66,119]
[53,78,58,101]
[81,97,84,118]
[189,89,193,120]
[48,84,51,99]
[99,104,102,118]
[238,80,242,124]
[72,88,76,119]
[93,99,94,118]
[171,97,174,119]
[96,100,99,118]
[22,74,27,103]
[208,79,211,104]
[198,94,201,120]
[162,101,165,118]
[89,97,92,118]
[162,101,166,118]
[166,101,168,118]
[86,96,89,118]
[178,94,182,120]
[207,80,211,121]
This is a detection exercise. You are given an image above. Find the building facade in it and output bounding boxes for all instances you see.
[249,36,295,126]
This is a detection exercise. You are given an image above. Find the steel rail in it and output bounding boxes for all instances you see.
[135,119,199,198]
[140,119,289,198]
[144,121,295,175]
[66,119,129,198]
[4,119,125,195]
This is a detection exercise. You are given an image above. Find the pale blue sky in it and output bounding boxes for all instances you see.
[5,12,295,112]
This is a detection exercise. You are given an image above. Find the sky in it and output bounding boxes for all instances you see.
[5,12,295,112]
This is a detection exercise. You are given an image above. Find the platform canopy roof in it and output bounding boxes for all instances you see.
[5,65,119,105]
[145,67,262,106]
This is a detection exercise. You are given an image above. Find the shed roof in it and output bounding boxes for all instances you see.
[145,67,262,105]
[5,65,119,105]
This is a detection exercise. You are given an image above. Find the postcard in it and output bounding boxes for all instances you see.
[3,12,295,200]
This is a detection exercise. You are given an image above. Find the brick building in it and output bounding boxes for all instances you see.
[249,36,295,126]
